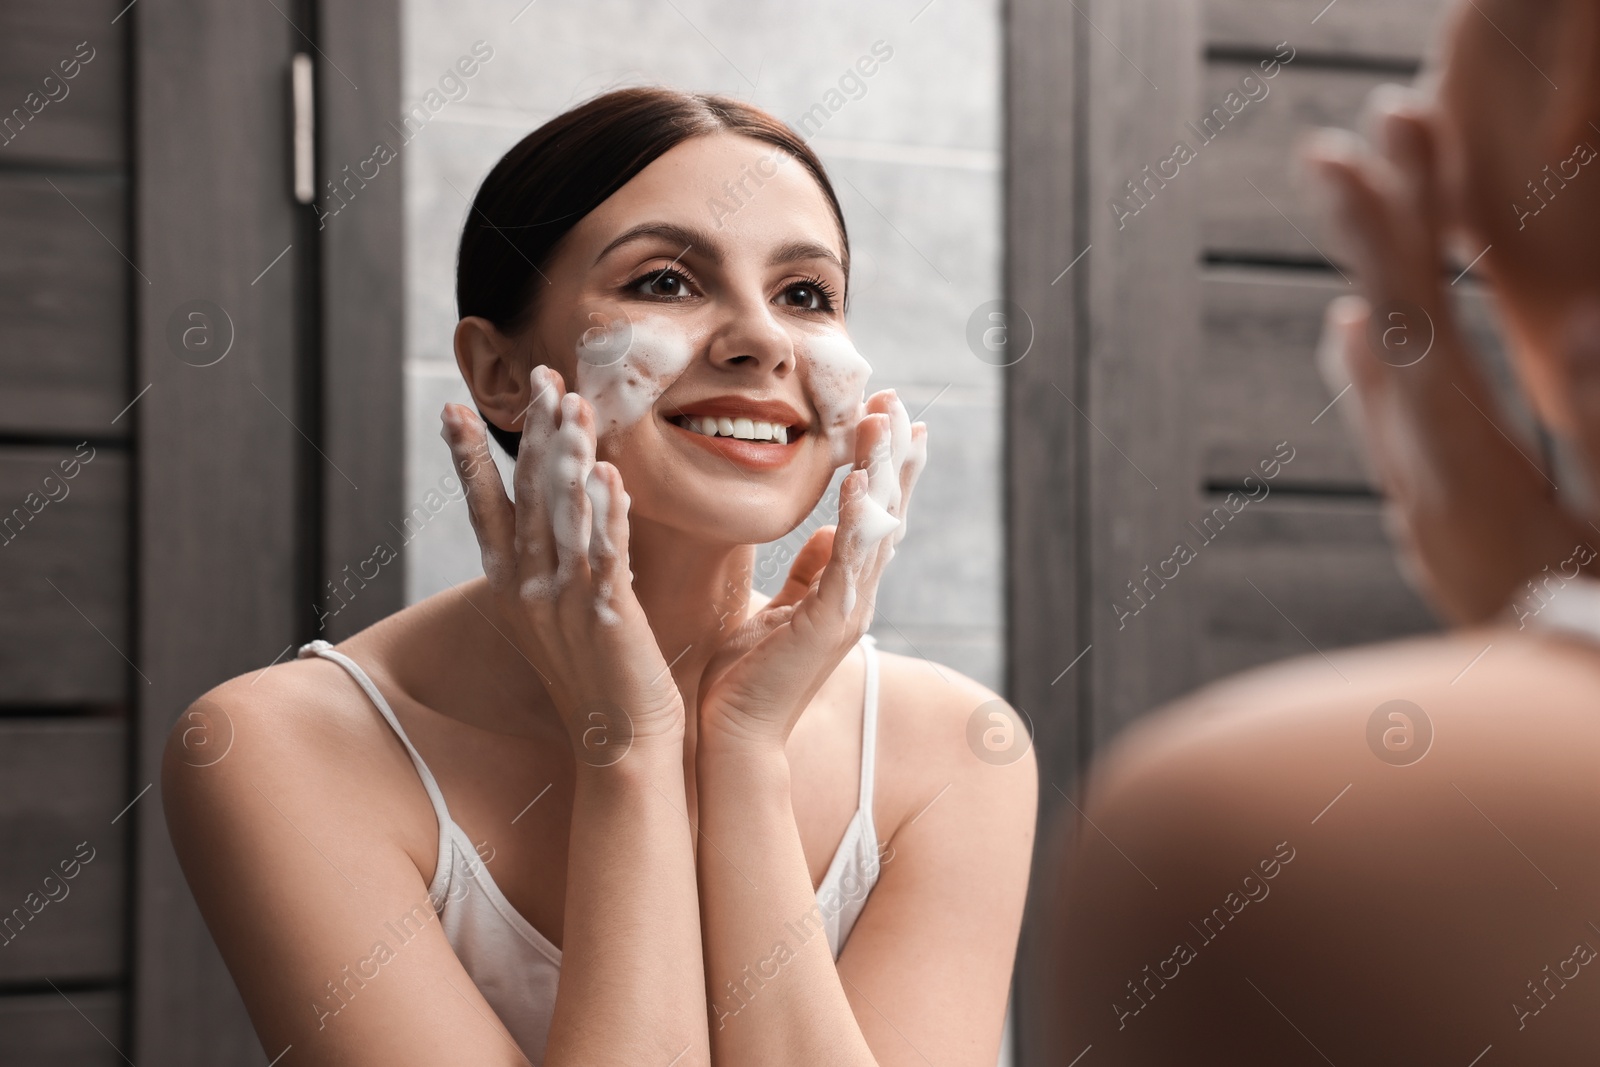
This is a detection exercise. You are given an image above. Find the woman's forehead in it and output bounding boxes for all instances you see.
[570,132,845,264]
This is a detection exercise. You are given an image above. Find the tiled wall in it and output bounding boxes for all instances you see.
[399,0,1005,694]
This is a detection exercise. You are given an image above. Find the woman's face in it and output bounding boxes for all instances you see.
[507,131,868,546]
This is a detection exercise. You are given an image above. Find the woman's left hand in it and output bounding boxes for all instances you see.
[697,389,927,749]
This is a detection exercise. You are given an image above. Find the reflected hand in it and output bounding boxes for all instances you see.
[1302,87,1590,623]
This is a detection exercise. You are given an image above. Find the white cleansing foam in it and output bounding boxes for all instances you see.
[799,332,872,467]
[574,317,696,438]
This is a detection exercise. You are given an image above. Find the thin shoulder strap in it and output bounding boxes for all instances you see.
[297,640,455,829]
[858,633,880,831]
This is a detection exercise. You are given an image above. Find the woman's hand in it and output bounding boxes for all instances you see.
[697,389,928,749]
[1301,87,1591,623]
[439,366,686,761]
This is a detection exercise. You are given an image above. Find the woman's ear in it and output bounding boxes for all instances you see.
[454,316,530,434]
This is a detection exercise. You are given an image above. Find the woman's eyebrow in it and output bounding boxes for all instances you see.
[594,222,721,266]
[769,240,844,271]
[593,223,844,273]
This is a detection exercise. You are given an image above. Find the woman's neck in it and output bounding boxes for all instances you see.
[625,514,762,719]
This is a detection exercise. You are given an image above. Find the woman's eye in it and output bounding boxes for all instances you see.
[634,269,690,299]
[778,282,834,311]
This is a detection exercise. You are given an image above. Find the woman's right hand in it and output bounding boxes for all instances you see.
[1300,88,1594,624]
[439,365,685,763]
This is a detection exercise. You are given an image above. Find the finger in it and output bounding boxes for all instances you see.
[547,391,596,582]
[878,390,912,510]
[1370,87,1443,246]
[769,527,836,611]
[514,365,564,579]
[876,392,913,563]
[1316,297,1387,489]
[585,460,632,626]
[810,468,874,626]
[848,411,900,550]
[441,404,516,586]
[1302,130,1402,292]
[893,422,930,548]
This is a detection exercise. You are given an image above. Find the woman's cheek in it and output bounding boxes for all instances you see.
[574,315,698,438]
[799,332,871,467]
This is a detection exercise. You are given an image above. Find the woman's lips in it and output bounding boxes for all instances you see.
[663,414,801,472]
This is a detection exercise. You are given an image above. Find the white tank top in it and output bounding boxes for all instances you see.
[296,634,885,1062]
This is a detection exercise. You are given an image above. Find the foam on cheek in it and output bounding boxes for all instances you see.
[575,319,697,437]
[800,333,871,466]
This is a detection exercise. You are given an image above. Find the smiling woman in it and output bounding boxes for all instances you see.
[163,85,1035,1067]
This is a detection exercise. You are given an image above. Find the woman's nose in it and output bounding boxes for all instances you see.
[703,298,795,376]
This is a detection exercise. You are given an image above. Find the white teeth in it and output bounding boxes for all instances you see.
[678,414,795,443]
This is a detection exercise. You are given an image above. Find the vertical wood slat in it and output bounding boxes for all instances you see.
[1003,0,1080,1063]
[1082,0,1204,740]
[317,0,406,641]
[133,2,301,1063]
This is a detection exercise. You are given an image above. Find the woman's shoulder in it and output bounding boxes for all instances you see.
[159,636,440,875]
[1084,625,1600,808]
[868,643,1037,837]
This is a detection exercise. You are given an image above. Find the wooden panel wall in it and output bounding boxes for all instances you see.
[0,2,134,1059]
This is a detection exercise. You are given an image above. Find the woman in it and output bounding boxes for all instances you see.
[1043,0,1600,1062]
[163,88,1036,1066]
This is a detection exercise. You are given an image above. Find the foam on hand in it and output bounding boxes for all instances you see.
[799,332,872,467]
[575,317,697,438]
[584,468,622,627]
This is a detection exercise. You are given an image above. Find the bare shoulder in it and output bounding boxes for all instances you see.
[160,649,434,879]
[870,646,1038,845]
[157,650,531,1064]
[1084,626,1600,808]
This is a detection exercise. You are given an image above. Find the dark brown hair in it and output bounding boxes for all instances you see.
[456,86,850,456]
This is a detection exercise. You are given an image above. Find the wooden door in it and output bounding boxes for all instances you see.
[0,0,401,1062]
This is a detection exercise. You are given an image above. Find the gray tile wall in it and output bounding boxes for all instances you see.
[400,9,1009,1058]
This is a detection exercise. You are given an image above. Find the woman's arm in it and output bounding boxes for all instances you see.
[165,677,707,1065]
[440,381,712,1063]
[695,666,1037,1067]
[691,388,1029,1063]
[547,741,706,1062]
